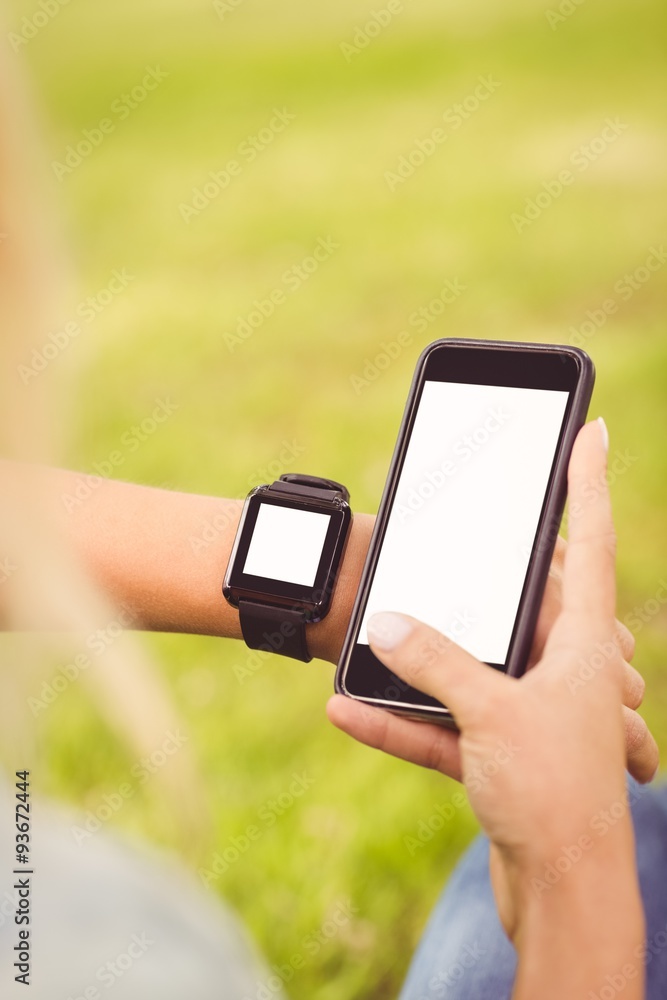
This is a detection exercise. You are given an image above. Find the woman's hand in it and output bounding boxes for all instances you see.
[328,432,658,787]
[328,420,654,954]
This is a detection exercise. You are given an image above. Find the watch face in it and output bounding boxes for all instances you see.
[223,490,351,618]
[243,503,332,586]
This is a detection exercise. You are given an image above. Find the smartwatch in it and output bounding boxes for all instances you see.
[223,474,353,663]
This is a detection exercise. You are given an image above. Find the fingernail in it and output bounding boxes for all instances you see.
[367,612,414,651]
[597,416,609,453]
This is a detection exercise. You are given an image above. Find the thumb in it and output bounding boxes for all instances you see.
[366,612,510,728]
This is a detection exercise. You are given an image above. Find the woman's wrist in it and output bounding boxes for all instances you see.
[9,462,376,661]
[308,512,374,664]
[84,480,375,661]
[508,827,645,999]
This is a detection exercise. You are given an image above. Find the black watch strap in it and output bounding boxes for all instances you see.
[238,599,313,663]
[269,474,350,504]
[237,474,349,664]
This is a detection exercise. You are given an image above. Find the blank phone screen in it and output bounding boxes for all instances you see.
[357,380,569,665]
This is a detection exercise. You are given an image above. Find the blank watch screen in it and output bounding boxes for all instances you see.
[243,503,332,587]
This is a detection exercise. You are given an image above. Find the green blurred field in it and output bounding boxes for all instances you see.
[10,0,667,996]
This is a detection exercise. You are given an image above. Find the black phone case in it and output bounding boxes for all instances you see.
[335,337,595,728]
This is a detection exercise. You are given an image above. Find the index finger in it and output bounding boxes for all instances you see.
[326,695,463,779]
[561,418,616,622]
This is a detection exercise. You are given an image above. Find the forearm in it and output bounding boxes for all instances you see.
[511,836,645,1000]
[0,462,374,662]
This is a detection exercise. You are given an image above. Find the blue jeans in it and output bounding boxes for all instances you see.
[401,781,667,999]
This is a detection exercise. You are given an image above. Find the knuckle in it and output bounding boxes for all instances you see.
[460,684,505,731]
[418,630,452,661]
[602,528,617,558]
[554,534,567,560]
[623,665,645,710]
[402,651,431,689]
[567,530,617,564]
[423,731,448,772]
[580,528,617,557]
[623,708,648,758]
[614,620,636,661]
[372,711,393,754]
[402,631,450,686]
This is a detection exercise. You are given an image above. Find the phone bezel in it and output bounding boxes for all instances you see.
[335,338,595,726]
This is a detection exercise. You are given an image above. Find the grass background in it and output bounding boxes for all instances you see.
[9,0,667,996]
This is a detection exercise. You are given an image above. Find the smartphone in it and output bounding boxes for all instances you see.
[335,338,595,727]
